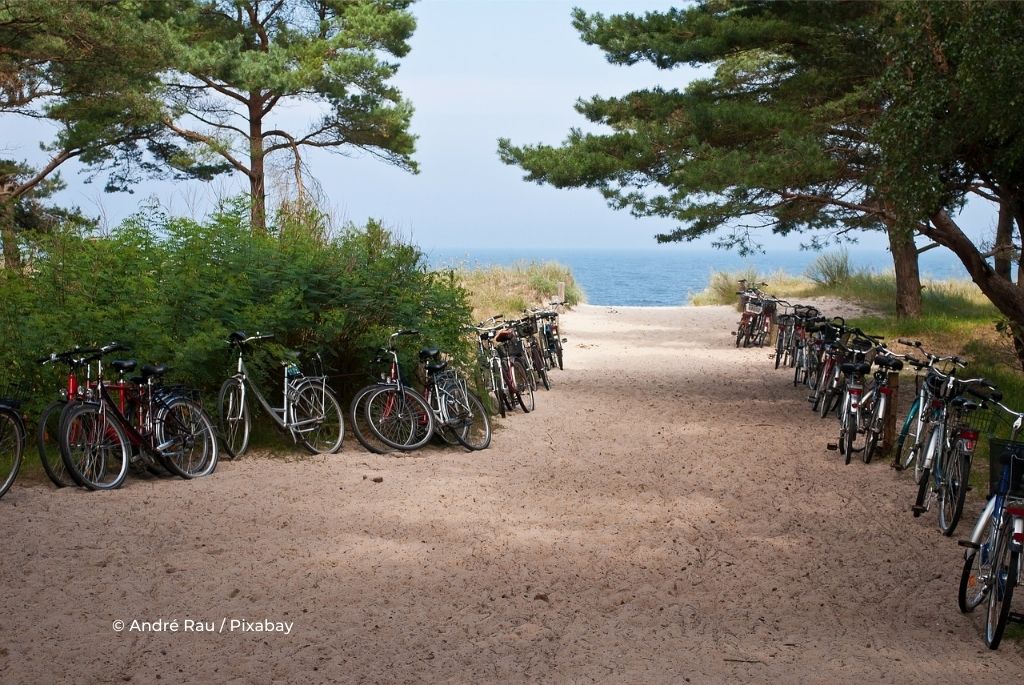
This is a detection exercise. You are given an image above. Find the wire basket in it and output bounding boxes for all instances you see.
[0,377,30,408]
[988,438,1024,498]
[744,298,764,315]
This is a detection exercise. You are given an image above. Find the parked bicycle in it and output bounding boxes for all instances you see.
[217,332,344,458]
[0,379,27,500]
[957,400,1024,648]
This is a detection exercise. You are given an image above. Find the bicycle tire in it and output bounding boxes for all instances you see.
[959,511,998,613]
[938,447,970,536]
[554,339,563,370]
[157,396,219,478]
[364,386,434,451]
[511,360,534,412]
[37,399,75,487]
[913,466,932,517]
[217,378,250,459]
[841,410,855,465]
[862,395,885,464]
[915,424,938,485]
[291,382,345,455]
[774,330,785,369]
[984,522,1018,649]
[59,402,130,490]
[531,347,550,390]
[349,385,392,454]
[453,390,491,451]
[0,407,24,499]
[894,398,920,470]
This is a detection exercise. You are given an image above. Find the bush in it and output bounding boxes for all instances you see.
[0,200,472,415]
[455,261,583,320]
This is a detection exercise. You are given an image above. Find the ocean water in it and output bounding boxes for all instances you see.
[428,246,971,307]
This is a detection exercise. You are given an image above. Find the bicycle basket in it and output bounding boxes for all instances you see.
[924,371,948,398]
[0,378,29,408]
[988,438,1024,498]
[744,298,764,315]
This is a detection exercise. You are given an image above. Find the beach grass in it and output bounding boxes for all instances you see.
[453,260,584,321]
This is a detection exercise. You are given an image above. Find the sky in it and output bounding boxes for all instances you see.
[13,0,997,254]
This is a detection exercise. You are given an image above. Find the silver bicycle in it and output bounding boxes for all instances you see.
[217,331,344,457]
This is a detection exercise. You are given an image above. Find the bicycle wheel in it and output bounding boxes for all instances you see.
[913,466,933,517]
[217,378,250,459]
[959,510,998,613]
[984,520,1018,649]
[792,346,805,386]
[0,407,24,499]
[364,386,434,451]
[840,406,855,465]
[453,390,491,451]
[894,399,920,470]
[531,347,550,390]
[774,330,785,369]
[915,424,938,485]
[37,399,75,487]
[511,360,534,412]
[554,338,564,370]
[938,446,970,536]
[291,383,345,455]
[862,394,885,464]
[349,385,392,454]
[157,396,219,478]
[59,403,130,490]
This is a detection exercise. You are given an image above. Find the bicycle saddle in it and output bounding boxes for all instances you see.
[419,348,441,360]
[141,364,169,377]
[840,361,871,376]
[874,356,904,371]
[111,359,138,373]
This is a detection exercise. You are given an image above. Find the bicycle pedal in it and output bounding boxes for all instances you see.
[912,505,926,517]
[826,443,838,451]
[958,540,980,549]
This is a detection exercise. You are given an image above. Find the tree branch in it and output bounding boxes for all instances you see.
[162,118,251,176]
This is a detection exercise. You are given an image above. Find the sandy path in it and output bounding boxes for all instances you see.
[2,303,1023,683]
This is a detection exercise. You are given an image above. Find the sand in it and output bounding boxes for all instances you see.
[2,303,1022,683]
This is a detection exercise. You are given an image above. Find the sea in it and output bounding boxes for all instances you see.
[427,246,971,307]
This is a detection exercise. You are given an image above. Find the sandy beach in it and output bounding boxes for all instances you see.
[2,303,1022,683]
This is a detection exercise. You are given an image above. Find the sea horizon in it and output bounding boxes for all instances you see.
[426,245,970,307]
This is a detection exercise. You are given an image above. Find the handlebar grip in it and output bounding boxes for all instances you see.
[897,338,921,347]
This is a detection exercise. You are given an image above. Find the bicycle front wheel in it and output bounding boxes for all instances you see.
[217,378,250,459]
[511,360,534,412]
[157,397,219,478]
[365,387,434,451]
[0,407,24,499]
[37,400,75,487]
[862,394,885,464]
[984,520,1019,649]
[895,399,920,471]
[59,403,130,490]
[291,383,345,455]
[452,389,491,451]
[349,385,393,454]
[959,510,998,613]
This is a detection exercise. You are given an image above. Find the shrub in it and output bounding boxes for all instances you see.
[805,249,852,287]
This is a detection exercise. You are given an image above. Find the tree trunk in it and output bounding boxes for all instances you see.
[886,221,922,318]
[248,98,267,234]
[0,199,21,270]
[929,210,1024,367]
[994,196,1014,280]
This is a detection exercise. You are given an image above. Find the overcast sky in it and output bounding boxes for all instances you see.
[16,0,993,253]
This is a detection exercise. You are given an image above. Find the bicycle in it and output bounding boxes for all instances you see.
[957,400,1024,648]
[826,332,881,463]
[911,375,998,535]
[217,332,344,458]
[36,345,102,488]
[419,348,491,451]
[474,318,527,416]
[892,339,966,476]
[60,343,219,489]
[734,281,770,348]
[0,379,27,500]
[355,330,435,452]
[854,350,905,464]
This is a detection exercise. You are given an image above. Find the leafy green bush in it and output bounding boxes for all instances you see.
[0,199,472,417]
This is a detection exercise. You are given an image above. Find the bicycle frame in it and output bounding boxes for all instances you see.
[227,350,329,441]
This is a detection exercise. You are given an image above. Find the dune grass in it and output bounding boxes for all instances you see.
[453,260,584,321]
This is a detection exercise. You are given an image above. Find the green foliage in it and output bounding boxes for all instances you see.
[0,200,472,415]
[689,268,762,306]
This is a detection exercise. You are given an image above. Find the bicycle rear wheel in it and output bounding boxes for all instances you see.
[157,396,219,478]
[349,385,393,454]
[984,521,1018,649]
[59,403,130,490]
[364,387,434,451]
[217,378,250,459]
[0,407,24,499]
[511,360,534,412]
[894,399,920,471]
[291,383,345,455]
[938,446,970,536]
